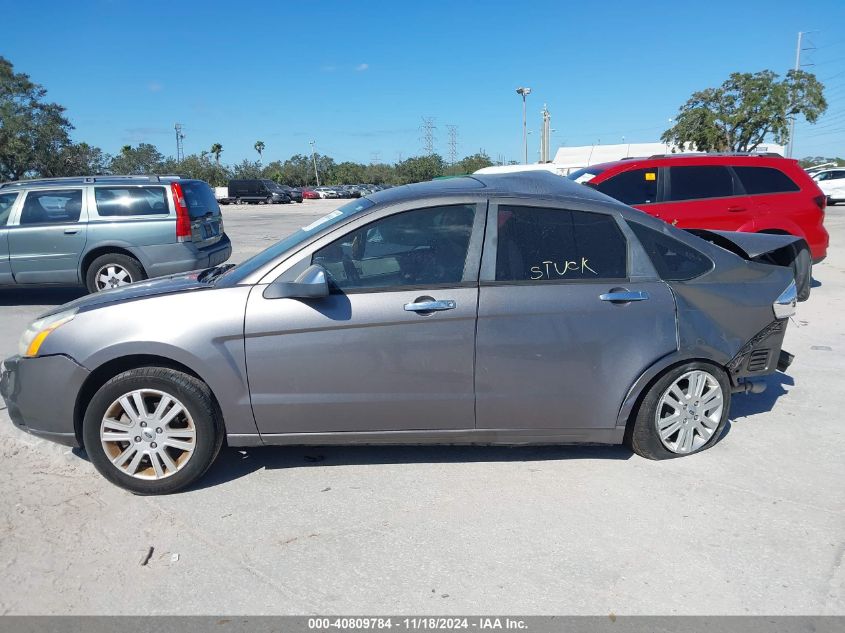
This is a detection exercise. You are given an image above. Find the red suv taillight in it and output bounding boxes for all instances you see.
[813,194,827,212]
[170,182,192,241]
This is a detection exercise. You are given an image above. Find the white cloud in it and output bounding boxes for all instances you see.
[355,63,369,72]
[148,82,163,92]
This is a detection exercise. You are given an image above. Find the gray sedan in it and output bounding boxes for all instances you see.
[1,173,798,494]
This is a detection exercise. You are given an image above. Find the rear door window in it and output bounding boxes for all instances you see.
[0,192,18,226]
[19,189,83,225]
[628,221,713,280]
[495,206,627,282]
[179,181,221,218]
[594,168,659,205]
[94,186,169,216]
[668,166,736,201]
[733,167,800,195]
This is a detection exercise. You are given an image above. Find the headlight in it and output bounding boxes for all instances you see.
[773,280,797,319]
[18,309,78,357]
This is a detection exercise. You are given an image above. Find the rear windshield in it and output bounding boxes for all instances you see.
[567,167,606,183]
[180,181,221,217]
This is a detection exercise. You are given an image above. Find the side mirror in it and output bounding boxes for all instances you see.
[264,264,330,300]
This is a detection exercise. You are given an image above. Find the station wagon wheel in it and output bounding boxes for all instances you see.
[82,367,224,495]
[85,253,145,294]
[627,362,731,460]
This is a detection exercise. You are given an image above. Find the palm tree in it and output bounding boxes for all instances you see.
[254,140,265,160]
[210,143,223,164]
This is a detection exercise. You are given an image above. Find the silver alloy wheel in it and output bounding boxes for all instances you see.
[100,389,196,480]
[95,263,133,290]
[655,370,724,454]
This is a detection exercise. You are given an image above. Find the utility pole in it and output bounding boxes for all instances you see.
[420,117,437,155]
[786,31,816,158]
[539,104,551,163]
[370,151,381,165]
[309,140,320,187]
[446,125,458,165]
[516,87,531,164]
[174,123,185,162]
[786,32,804,158]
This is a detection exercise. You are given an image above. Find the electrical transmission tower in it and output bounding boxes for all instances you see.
[786,31,817,158]
[174,123,185,161]
[420,117,437,155]
[371,152,381,165]
[446,125,458,164]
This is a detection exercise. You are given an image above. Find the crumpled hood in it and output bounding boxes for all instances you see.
[41,272,210,318]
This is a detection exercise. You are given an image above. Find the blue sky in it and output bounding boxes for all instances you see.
[2,0,844,164]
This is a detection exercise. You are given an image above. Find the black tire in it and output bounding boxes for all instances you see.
[82,367,224,495]
[626,362,731,460]
[792,246,812,302]
[296,199,303,203]
[85,253,145,294]
[265,196,273,205]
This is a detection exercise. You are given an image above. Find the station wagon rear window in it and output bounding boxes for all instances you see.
[95,186,169,216]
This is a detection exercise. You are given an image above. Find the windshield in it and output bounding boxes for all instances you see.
[566,167,606,184]
[216,198,376,285]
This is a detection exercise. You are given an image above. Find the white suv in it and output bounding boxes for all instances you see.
[811,168,845,205]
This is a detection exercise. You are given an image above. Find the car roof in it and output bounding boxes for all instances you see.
[364,171,614,206]
[0,175,191,189]
[582,153,797,174]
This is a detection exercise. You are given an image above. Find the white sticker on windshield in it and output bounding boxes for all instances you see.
[302,209,343,232]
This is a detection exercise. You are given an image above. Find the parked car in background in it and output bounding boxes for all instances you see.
[1,172,799,493]
[810,168,845,205]
[277,185,303,203]
[227,180,291,205]
[301,188,321,200]
[0,175,231,293]
[314,186,338,199]
[568,153,828,300]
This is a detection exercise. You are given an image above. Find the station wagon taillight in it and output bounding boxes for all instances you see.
[170,182,192,241]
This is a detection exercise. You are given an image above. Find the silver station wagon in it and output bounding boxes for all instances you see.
[1,173,798,494]
[0,175,231,293]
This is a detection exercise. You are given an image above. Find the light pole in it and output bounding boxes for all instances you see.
[516,87,531,164]
[309,140,320,187]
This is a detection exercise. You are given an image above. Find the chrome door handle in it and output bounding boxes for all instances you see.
[404,299,456,312]
[64,229,79,234]
[599,291,649,302]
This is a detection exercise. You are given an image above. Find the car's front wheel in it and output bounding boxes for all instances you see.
[627,362,731,460]
[82,367,224,494]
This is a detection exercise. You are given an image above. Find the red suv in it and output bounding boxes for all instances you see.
[568,154,829,265]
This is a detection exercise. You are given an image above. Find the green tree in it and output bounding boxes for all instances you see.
[662,70,827,152]
[108,143,165,174]
[332,161,367,185]
[49,142,111,176]
[254,140,265,160]
[161,153,230,186]
[451,151,493,175]
[231,159,263,179]
[0,56,75,180]
[395,154,445,184]
[210,143,223,164]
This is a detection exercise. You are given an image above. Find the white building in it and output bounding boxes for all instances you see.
[476,142,786,177]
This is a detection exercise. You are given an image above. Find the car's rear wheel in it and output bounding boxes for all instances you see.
[82,367,224,495]
[86,253,145,293]
[627,362,731,460]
